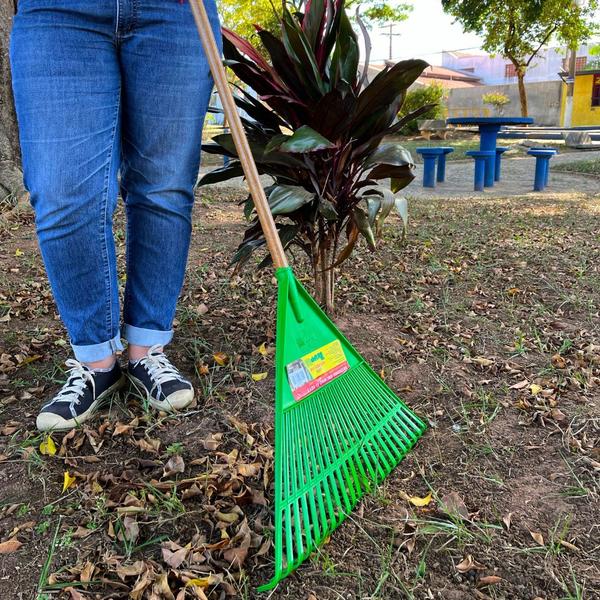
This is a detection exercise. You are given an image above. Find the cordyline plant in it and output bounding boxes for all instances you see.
[198,0,430,313]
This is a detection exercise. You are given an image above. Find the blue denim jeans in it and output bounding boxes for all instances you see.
[10,0,221,362]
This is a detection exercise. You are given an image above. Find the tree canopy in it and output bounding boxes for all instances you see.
[218,0,412,41]
[441,0,599,115]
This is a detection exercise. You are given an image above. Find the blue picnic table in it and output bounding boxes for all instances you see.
[446,117,534,186]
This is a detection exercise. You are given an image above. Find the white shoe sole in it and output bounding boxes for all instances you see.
[36,374,126,432]
[127,373,194,412]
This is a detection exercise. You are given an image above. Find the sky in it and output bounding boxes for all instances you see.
[360,0,485,66]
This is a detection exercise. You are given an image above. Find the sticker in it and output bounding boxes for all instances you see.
[286,340,349,401]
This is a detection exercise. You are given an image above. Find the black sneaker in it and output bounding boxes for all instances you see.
[127,345,194,412]
[36,360,125,432]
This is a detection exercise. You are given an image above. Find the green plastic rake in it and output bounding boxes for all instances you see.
[190,0,427,590]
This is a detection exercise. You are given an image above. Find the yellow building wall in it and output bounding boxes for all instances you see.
[560,74,600,126]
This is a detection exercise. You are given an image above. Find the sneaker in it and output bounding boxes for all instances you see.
[127,345,194,412]
[36,359,125,432]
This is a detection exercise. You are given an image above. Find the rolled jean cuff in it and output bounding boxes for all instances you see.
[124,324,173,348]
[71,332,124,363]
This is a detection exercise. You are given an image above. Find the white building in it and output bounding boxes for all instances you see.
[441,44,597,86]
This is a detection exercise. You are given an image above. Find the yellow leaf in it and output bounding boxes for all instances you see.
[213,352,228,366]
[186,578,210,588]
[62,471,76,493]
[15,249,23,257]
[530,384,542,396]
[400,491,432,507]
[39,436,57,456]
[251,372,268,382]
[257,342,268,356]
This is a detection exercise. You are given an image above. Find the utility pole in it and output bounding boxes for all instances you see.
[381,23,401,61]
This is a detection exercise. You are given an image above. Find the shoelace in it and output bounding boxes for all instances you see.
[135,344,186,394]
[44,359,95,408]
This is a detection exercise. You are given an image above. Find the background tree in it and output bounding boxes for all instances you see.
[0,0,27,213]
[218,0,412,41]
[398,82,446,133]
[441,0,599,117]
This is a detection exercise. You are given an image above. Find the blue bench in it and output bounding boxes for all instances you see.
[466,150,495,191]
[436,147,454,183]
[495,146,509,182]
[416,147,454,188]
[527,148,557,191]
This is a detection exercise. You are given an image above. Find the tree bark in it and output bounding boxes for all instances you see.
[312,226,336,314]
[0,0,27,213]
[516,69,528,118]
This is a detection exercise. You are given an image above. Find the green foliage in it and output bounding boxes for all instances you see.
[482,92,510,107]
[441,0,599,115]
[218,0,413,42]
[200,0,429,310]
[482,92,510,115]
[348,0,412,27]
[398,83,446,134]
[588,43,600,69]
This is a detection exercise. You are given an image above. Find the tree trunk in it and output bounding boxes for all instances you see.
[0,0,27,214]
[516,69,528,118]
[312,228,336,314]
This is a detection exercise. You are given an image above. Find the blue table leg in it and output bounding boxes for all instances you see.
[484,155,495,187]
[474,157,486,191]
[437,154,447,183]
[479,125,501,187]
[533,158,547,191]
[422,156,437,188]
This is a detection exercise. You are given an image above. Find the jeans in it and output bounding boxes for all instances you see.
[10,0,221,362]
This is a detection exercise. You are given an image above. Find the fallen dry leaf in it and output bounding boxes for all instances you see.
[400,491,432,507]
[162,542,189,569]
[456,555,486,573]
[0,538,22,554]
[530,531,544,546]
[559,539,579,552]
[80,561,95,583]
[440,491,469,520]
[39,435,57,456]
[62,471,76,493]
[510,380,529,390]
[164,454,185,477]
[251,372,268,381]
[213,351,229,366]
[477,575,503,587]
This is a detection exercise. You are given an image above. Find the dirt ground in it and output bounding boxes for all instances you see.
[0,177,599,600]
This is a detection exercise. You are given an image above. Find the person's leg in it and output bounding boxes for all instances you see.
[118,0,221,411]
[11,1,124,365]
[119,0,220,356]
[10,1,125,430]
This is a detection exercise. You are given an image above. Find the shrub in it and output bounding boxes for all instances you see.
[482,92,511,115]
[198,0,431,312]
[397,83,446,134]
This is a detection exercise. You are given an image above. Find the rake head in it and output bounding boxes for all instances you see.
[258,268,426,591]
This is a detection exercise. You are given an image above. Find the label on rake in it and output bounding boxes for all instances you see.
[286,340,349,401]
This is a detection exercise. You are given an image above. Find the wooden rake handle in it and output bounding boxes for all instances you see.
[189,0,288,269]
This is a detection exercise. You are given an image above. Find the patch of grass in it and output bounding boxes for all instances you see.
[554,158,600,176]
